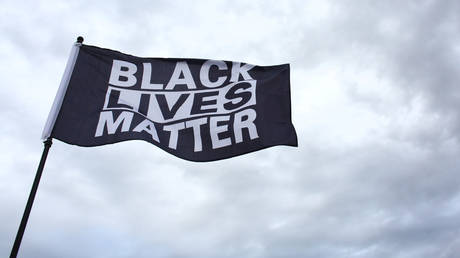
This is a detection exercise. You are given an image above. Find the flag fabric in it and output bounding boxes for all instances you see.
[44,43,297,162]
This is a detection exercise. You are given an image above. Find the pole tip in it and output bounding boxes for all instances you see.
[76,36,84,43]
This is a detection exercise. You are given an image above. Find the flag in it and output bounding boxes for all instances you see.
[43,43,297,162]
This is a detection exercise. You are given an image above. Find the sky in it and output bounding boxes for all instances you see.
[1,0,460,257]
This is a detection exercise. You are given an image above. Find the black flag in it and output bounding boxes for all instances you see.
[43,43,297,161]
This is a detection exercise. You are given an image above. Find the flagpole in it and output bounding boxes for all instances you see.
[10,138,53,258]
[10,36,83,258]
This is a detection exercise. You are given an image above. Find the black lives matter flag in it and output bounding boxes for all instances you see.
[42,43,297,161]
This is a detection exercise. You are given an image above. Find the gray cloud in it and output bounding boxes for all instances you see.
[1,0,459,258]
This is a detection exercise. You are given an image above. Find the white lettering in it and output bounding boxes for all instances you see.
[234,109,258,143]
[230,62,254,82]
[141,63,164,90]
[200,60,228,88]
[133,119,160,142]
[210,115,231,149]
[163,122,186,149]
[185,117,207,152]
[109,60,137,87]
[95,111,133,136]
[165,61,196,90]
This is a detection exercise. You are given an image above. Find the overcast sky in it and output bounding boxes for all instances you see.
[1,0,460,257]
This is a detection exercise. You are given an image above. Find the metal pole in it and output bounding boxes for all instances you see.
[10,138,53,258]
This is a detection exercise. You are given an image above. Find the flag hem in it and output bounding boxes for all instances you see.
[41,42,81,140]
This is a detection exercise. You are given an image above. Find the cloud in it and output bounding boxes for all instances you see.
[1,0,460,258]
